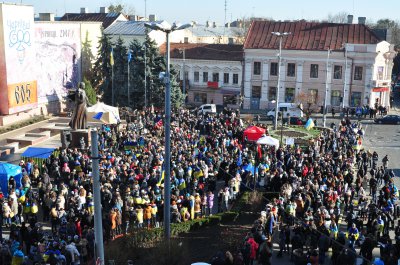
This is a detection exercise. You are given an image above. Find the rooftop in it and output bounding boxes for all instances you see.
[59,12,126,29]
[160,43,243,61]
[104,20,162,36]
[244,20,381,51]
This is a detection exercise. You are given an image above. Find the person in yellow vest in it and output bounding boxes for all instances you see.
[151,203,158,227]
[180,206,190,222]
[136,206,144,228]
[194,194,201,219]
[189,195,195,220]
[144,204,152,229]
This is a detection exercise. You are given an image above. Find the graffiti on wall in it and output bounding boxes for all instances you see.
[8,19,31,64]
[34,24,81,104]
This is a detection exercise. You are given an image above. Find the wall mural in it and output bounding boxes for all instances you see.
[34,24,81,104]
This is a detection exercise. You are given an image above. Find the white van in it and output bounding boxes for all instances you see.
[197,104,216,115]
[266,103,303,119]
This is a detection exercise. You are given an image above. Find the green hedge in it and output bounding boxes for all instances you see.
[127,211,239,246]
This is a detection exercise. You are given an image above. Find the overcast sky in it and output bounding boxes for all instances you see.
[21,0,399,25]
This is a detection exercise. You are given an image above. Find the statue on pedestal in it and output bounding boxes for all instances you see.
[68,82,90,130]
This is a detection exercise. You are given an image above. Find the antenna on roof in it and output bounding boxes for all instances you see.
[224,0,227,37]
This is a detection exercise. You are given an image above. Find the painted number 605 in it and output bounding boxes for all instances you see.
[14,84,31,104]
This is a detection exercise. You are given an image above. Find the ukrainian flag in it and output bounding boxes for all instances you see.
[110,47,115,66]
[157,170,165,186]
[304,118,315,131]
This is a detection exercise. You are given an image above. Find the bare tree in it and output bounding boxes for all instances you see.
[326,11,349,23]
[108,1,135,15]
[373,18,400,49]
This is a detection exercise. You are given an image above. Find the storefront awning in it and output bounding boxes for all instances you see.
[372,87,389,92]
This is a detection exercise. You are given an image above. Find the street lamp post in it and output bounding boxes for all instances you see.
[144,21,193,241]
[179,48,186,105]
[323,49,331,128]
[342,44,348,110]
[271,32,291,130]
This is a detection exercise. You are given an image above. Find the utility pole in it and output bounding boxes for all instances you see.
[180,48,186,105]
[342,44,347,109]
[271,32,291,130]
[90,129,104,265]
[323,48,331,128]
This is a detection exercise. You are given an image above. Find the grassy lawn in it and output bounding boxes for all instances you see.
[269,125,321,145]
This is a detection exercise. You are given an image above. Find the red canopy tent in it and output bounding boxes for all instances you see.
[243,126,266,141]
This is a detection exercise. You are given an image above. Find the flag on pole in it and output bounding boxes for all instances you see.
[92,112,104,120]
[304,118,315,131]
[110,48,114,66]
[127,50,132,63]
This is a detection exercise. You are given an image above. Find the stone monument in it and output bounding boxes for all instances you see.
[64,82,91,148]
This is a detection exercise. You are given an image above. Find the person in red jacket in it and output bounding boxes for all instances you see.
[247,236,259,265]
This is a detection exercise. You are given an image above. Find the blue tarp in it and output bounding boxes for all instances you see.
[0,162,22,197]
[21,147,55,159]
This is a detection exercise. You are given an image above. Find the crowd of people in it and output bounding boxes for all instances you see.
[210,118,399,265]
[1,108,257,265]
[0,105,398,265]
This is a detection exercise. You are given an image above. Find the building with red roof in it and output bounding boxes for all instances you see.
[243,19,396,110]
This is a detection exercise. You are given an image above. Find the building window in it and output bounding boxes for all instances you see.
[233,73,239,84]
[194,93,207,104]
[212,73,219,82]
[223,95,237,105]
[194,71,199,82]
[268,87,276,101]
[253,62,261,75]
[287,63,296,77]
[252,86,261,98]
[333,65,342,79]
[270,62,278,76]
[184,71,188,81]
[223,73,229,84]
[309,89,318,104]
[350,92,362,106]
[203,72,208,82]
[310,64,319,78]
[331,90,341,106]
[377,66,384,80]
[285,87,295,102]
[354,66,363,80]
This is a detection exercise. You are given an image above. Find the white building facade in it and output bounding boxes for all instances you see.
[165,43,243,108]
[243,21,395,110]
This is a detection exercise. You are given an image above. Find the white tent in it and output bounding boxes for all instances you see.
[256,135,279,149]
[87,102,120,124]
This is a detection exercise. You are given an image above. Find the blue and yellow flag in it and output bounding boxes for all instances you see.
[110,47,114,66]
[304,118,315,131]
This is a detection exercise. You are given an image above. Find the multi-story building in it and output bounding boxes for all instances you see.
[243,19,396,110]
[162,43,243,108]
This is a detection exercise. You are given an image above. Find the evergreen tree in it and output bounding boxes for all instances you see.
[114,37,127,106]
[83,78,97,105]
[81,31,95,81]
[91,31,113,105]
[128,40,146,109]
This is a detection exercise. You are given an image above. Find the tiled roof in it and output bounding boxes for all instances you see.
[104,20,163,35]
[244,20,381,51]
[59,13,126,29]
[160,43,243,61]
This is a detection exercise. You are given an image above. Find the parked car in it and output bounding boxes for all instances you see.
[280,116,305,125]
[374,115,400,124]
[266,103,303,120]
[197,104,217,115]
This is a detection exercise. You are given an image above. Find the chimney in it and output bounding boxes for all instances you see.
[149,14,156,22]
[358,17,366,25]
[100,7,108,13]
[129,15,138,21]
[347,15,353,24]
[213,21,217,28]
[206,21,210,27]
[39,13,55,22]
[80,7,88,14]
